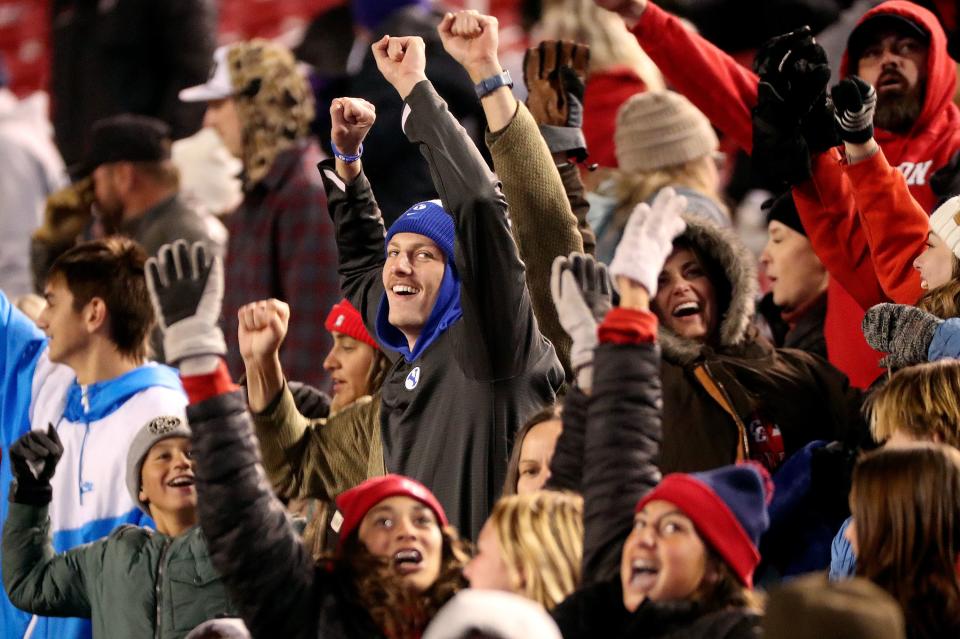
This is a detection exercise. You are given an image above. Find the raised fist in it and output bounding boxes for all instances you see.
[238,298,291,364]
[438,11,501,83]
[330,97,376,157]
[372,35,428,99]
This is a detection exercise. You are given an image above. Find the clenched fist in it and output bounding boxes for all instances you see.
[238,298,290,365]
[330,97,376,157]
[438,11,502,83]
[372,35,428,99]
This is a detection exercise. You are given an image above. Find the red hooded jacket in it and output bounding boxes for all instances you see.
[630,0,960,388]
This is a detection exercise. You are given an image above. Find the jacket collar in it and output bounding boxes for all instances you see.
[63,363,183,422]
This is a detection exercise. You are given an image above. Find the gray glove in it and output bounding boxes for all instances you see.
[146,240,226,364]
[551,252,613,392]
[862,303,942,368]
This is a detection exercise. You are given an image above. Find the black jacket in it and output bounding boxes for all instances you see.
[319,80,563,540]
[549,333,759,639]
[190,390,384,639]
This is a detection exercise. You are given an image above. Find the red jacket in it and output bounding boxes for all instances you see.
[630,1,960,388]
[582,67,647,168]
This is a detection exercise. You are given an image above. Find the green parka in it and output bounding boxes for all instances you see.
[2,502,235,639]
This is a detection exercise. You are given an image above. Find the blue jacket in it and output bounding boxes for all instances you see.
[0,292,186,639]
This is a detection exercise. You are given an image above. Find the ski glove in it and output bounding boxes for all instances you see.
[551,252,612,392]
[831,76,876,144]
[146,240,226,364]
[10,425,63,505]
[608,187,687,296]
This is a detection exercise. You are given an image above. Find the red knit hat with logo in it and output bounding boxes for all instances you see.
[635,463,773,588]
[324,299,378,349]
[335,475,448,550]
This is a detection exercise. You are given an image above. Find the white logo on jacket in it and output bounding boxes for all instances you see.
[405,367,421,390]
[898,160,933,186]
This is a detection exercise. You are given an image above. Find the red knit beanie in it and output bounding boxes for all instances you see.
[335,475,448,551]
[635,464,773,588]
[325,299,378,349]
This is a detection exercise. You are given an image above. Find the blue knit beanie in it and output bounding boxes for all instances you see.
[353,0,426,32]
[385,200,456,262]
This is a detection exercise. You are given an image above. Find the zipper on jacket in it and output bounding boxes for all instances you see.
[155,539,171,639]
[77,421,92,505]
[697,363,751,461]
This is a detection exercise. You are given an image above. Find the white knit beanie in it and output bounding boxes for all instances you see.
[615,90,718,173]
[929,195,960,259]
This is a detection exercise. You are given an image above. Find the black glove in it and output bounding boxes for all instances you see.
[752,27,837,188]
[831,76,876,144]
[862,303,941,368]
[9,425,63,505]
[145,240,226,363]
[567,252,613,323]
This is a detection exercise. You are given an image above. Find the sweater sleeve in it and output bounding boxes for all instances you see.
[189,390,317,639]
[559,162,597,257]
[581,308,662,585]
[793,150,890,310]
[403,80,558,380]
[631,2,758,152]
[2,502,95,618]
[486,102,584,380]
[842,150,926,304]
[252,384,380,501]
[929,318,960,360]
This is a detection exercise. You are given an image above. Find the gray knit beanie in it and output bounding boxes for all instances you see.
[126,414,192,514]
[615,90,718,173]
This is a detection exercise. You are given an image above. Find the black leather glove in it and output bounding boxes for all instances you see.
[9,425,63,505]
[831,76,876,144]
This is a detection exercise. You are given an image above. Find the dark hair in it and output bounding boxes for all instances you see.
[852,444,960,639]
[502,404,563,496]
[336,526,469,638]
[47,237,154,360]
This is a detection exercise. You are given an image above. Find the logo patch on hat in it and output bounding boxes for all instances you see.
[147,416,183,435]
[405,367,421,390]
[335,314,345,327]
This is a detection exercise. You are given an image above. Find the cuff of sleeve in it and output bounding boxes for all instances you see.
[182,360,239,405]
[598,307,659,344]
[401,79,439,137]
[842,145,894,179]
[251,383,305,452]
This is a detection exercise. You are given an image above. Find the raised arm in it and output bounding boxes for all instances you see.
[318,98,390,332]
[373,32,553,378]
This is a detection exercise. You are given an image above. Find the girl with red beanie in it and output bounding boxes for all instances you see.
[544,195,768,638]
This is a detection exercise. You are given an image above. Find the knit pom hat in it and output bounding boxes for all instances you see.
[335,475,448,551]
[615,90,718,173]
[385,199,456,262]
[635,464,773,587]
[325,299,378,349]
[126,414,192,514]
[928,195,960,260]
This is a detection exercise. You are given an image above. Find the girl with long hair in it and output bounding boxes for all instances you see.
[847,444,960,639]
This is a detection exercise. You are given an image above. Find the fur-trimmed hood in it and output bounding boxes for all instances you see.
[659,214,759,365]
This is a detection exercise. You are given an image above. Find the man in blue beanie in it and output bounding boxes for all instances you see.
[317,34,563,540]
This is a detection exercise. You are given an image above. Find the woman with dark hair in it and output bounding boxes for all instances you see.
[846,444,960,639]
[502,405,563,496]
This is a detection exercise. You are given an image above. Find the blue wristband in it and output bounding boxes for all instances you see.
[331,141,363,163]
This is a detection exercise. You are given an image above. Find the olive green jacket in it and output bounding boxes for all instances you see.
[2,502,235,639]
[486,102,588,380]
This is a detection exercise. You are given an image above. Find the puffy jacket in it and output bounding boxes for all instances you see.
[656,217,865,474]
[2,503,234,639]
[190,390,385,639]
[549,309,761,639]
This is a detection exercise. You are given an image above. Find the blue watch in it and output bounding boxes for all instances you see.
[474,70,513,99]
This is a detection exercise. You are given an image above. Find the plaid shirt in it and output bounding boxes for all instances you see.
[223,141,338,389]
